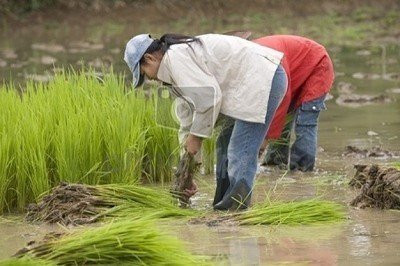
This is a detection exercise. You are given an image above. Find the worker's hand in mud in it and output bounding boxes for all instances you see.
[184,181,198,198]
[185,134,202,155]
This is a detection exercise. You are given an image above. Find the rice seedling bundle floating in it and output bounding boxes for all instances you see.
[234,199,345,225]
[26,182,196,225]
[14,218,206,265]
[0,69,180,213]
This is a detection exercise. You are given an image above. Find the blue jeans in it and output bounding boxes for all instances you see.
[263,95,327,171]
[215,65,287,198]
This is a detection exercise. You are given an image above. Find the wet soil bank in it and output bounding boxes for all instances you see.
[343,146,399,159]
[350,164,400,209]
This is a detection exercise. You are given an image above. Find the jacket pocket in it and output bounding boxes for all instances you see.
[296,100,326,126]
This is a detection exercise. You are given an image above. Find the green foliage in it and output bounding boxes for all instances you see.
[0,257,54,266]
[235,199,345,225]
[16,218,207,265]
[202,137,216,175]
[92,183,198,219]
[0,70,179,213]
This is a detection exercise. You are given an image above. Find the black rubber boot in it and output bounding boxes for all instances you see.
[213,179,251,211]
[212,177,230,206]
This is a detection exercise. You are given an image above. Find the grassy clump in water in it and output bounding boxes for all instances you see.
[16,218,206,266]
[0,69,180,213]
[26,183,197,225]
[235,199,345,225]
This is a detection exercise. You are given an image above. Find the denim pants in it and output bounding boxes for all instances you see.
[215,65,287,197]
[263,95,327,171]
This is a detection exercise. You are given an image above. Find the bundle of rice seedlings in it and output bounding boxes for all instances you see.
[234,199,345,225]
[16,218,206,265]
[26,183,196,225]
[0,257,54,266]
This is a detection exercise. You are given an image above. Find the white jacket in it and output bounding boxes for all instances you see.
[156,34,283,138]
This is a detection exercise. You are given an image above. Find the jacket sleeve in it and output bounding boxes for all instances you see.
[165,48,222,138]
[174,97,193,144]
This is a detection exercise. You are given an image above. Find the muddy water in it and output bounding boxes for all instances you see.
[1,11,400,266]
[0,217,60,259]
[180,158,400,265]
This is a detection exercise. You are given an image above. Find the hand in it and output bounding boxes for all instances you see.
[183,181,198,198]
[185,134,202,155]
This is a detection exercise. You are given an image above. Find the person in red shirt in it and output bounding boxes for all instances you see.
[252,35,334,171]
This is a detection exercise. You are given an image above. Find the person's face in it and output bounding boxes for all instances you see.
[140,53,162,80]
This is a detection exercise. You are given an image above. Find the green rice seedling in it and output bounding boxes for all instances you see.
[235,199,345,225]
[0,69,181,213]
[18,218,207,265]
[202,137,216,175]
[143,89,180,184]
[26,183,197,225]
[0,257,54,266]
[95,183,197,219]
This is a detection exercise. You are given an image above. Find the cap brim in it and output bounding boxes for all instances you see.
[132,63,144,88]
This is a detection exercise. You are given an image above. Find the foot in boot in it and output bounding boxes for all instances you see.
[212,178,230,206]
[262,152,288,167]
[213,179,251,211]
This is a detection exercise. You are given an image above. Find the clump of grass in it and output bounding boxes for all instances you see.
[0,69,180,213]
[26,183,196,225]
[235,199,345,225]
[16,218,206,265]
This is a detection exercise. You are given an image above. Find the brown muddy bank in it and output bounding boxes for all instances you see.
[343,146,399,159]
[350,164,400,209]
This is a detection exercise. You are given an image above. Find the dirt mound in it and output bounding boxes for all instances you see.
[26,182,111,225]
[343,145,398,158]
[336,94,391,107]
[349,164,400,209]
[189,215,238,227]
[336,81,356,94]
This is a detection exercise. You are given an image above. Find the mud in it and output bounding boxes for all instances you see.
[26,182,112,225]
[171,152,200,206]
[14,231,64,258]
[343,145,398,158]
[189,213,238,227]
[349,164,400,209]
[336,81,356,95]
[336,94,391,107]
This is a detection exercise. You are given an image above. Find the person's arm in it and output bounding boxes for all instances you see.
[175,97,194,145]
[166,48,222,154]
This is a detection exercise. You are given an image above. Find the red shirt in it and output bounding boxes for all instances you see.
[253,35,334,139]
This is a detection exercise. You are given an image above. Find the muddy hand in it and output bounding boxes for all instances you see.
[183,181,198,198]
[185,134,202,155]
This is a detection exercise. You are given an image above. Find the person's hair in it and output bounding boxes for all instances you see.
[140,33,200,63]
